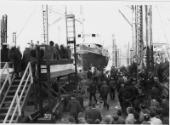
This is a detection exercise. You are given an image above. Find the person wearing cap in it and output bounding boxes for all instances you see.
[108,79,117,100]
[139,104,150,123]
[112,114,120,124]
[22,43,33,70]
[87,79,97,106]
[44,41,57,60]
[141,114,151,125]
[8,46,22,78]
[67,95,82,123]
[87,68,92,80]
[102,115,113,124]
[118,83,126,113]
[68,116,76,123]
[85,104,102,124]
[115,108,125,124]
[122,80,139,113]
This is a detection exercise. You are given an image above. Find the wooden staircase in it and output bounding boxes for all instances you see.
[0,62,33,123]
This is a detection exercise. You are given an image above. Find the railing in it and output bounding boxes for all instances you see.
[0,62,11,96]
[3,62,33,123]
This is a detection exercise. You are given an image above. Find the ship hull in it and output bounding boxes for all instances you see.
[77,52,109,71]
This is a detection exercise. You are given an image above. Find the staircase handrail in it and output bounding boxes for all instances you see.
[3,62,33,123]
[1,62,8,74]
[0,62,11,95]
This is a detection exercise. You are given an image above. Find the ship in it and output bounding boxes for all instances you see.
[76,43,109,71]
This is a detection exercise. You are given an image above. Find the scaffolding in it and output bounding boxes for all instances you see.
[1,14,7,45]
[42,5,49,44]
[65,14,77,74]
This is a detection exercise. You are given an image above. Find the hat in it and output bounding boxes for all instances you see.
[68,116,75,123]
[103,115,112,124]
[113,114,119,121]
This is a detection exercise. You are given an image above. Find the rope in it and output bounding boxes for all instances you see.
[17,8,37,39]
[156,6,169,43]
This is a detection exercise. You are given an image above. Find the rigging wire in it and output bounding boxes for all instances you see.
[16,7,37,39]
[156,6,169,43]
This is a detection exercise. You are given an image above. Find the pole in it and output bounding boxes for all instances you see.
[36,46,43,112]
[65,6,68,46]
[149,6,154,72]
[46,5,49,45]
[73,17,77,74]
[42,5,49,45]
[13,32,16,47]
[0,19,1,46]
[42,6,46,43]
[4,14,7,44]
[145,5,149,74]
[132,5,136,63]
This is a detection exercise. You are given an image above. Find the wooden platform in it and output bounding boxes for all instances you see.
[41,64,75,78]
[40,59,75,78]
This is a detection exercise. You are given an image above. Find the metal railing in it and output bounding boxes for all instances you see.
[0,62,11,96]
[3,62,33,123]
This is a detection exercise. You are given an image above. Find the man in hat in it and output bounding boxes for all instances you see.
[8,45,22,78]
[67,95,82,123]
[85,104,102,124]
[88,79,97,106]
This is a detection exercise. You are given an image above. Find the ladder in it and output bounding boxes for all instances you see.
[66,14,77,73]
[0,62,33,123]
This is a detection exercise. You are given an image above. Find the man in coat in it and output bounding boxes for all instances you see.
[108,79,117,100]
[1,43,9,62]
[67,95,82,123]
[88,80,97,106]
[8,46,22,77]
[100,81,110,110]
[85,104,102,124]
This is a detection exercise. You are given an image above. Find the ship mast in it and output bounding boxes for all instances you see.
[135,5,144,70]
[132,5,153,76]
[145,5,153,73]
[42,5,49,44]
[80,5,85,43]
[12,32,16,47]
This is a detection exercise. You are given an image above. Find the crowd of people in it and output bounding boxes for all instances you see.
[1,41,169,124]
[55,65,169,124]
[1,41,71,77]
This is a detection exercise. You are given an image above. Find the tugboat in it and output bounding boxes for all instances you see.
[76,43,109,71]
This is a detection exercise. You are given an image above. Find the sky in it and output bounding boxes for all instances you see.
[0,1,170,66]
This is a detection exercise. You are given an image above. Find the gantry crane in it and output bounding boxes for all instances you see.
[119,5,154,75]
[65,14,77,74]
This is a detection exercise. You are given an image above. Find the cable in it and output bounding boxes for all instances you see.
[156,6,169,43]
[17,7,37,39]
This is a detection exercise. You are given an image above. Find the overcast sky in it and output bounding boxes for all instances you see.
[1,1,170,66]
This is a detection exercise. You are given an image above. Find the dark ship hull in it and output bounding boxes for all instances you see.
[77,43,109,71]
[78,53,109,71]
